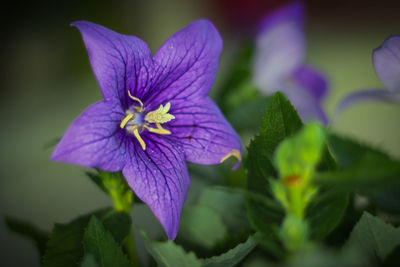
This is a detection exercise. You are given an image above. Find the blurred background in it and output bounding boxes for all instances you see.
[1,0,399,265]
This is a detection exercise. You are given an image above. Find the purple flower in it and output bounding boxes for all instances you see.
[335,35,400,115]
[252,2,329,124]
[51,20,242,240]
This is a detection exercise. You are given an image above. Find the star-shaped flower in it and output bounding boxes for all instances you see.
[252,2,329,124]
[336,35,400,115]
[51,20,242,240]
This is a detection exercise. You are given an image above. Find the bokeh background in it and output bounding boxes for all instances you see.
[1,0,399,266]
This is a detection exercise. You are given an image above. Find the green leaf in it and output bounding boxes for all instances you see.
[323,158,400,188]
[196,187,250,232]
[83,216,131,267]
[317,135,399,188]
[246,92,302,235]
[142,228,258,267]
[80,254,99,267]
[315,134,400,213]
[288,247,365,267]
[141,229,203,267]
[42,208,131,267]
[307,190,349,240]
[101,211,132,244]
[43,209,109,267]
[203,234,258,267]
[4,216,49,257]
[327,134,389,169]
[179,205,228,249]
[227,94,273,133]
[344,212,400,265]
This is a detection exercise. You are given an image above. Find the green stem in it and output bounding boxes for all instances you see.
[288,187,304,218]
[110,189,139,267]
[125,231,139,267]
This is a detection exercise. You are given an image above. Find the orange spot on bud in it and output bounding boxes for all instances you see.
[283,174,302,187]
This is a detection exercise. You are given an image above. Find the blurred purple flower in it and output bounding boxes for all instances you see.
[252,2,329,124]
[335,35,400,115]
[51,20,242,240]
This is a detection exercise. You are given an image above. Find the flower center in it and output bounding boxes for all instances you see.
[120,91,175,150]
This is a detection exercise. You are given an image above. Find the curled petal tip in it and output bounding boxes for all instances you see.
[220,149,242,170]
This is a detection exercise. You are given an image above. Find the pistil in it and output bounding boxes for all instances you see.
[128,90,144,111]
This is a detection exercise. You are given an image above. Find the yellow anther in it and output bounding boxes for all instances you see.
[132,126,146,150]
[163,102,171,113]
[127,90,144,109]
[145,123,171,135]
[145,102,175,124]
[120,113,134,129]
[156,122,171,134]
[220,150,242,164]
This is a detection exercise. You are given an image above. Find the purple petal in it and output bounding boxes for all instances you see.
[335,89,400,117]
[253,2,305,92]
[141,19,222,110]
[291,65,328,100]
[257,2,304,34]
[167,97,242,169]
[51,101,128,171]
[373,35,400,92]
[283,85,328,125]
[72,21,154,106]
[122,137,190,240]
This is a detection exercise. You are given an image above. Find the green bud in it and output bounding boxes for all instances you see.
[270,178,290,212]
[275,122,325,182]
[279,214,309,252]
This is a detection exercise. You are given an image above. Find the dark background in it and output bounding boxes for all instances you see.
[1,0,399,266]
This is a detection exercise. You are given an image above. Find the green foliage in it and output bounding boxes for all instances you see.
[141,229,257,267]
[196,187,250,233]
[42,208,131,267]
[307,190,349,240]
[141,230,203,267]
[82,216,131,267]
[80,254,99,267]
[215,42,254,112]
[227,94,273,133]
[213,42,272,134]
[4,216,49,257]
[179,205,228,249]
[287,248,364,267]
[246,92,302,237]
[100,211,132,244]
[315,134,400,213]
[245,92,348,252]
[203,234,258,267]
[327,134,389,168]
[344,212,400,265]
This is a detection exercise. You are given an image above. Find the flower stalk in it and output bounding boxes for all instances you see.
[101,171,139,267]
